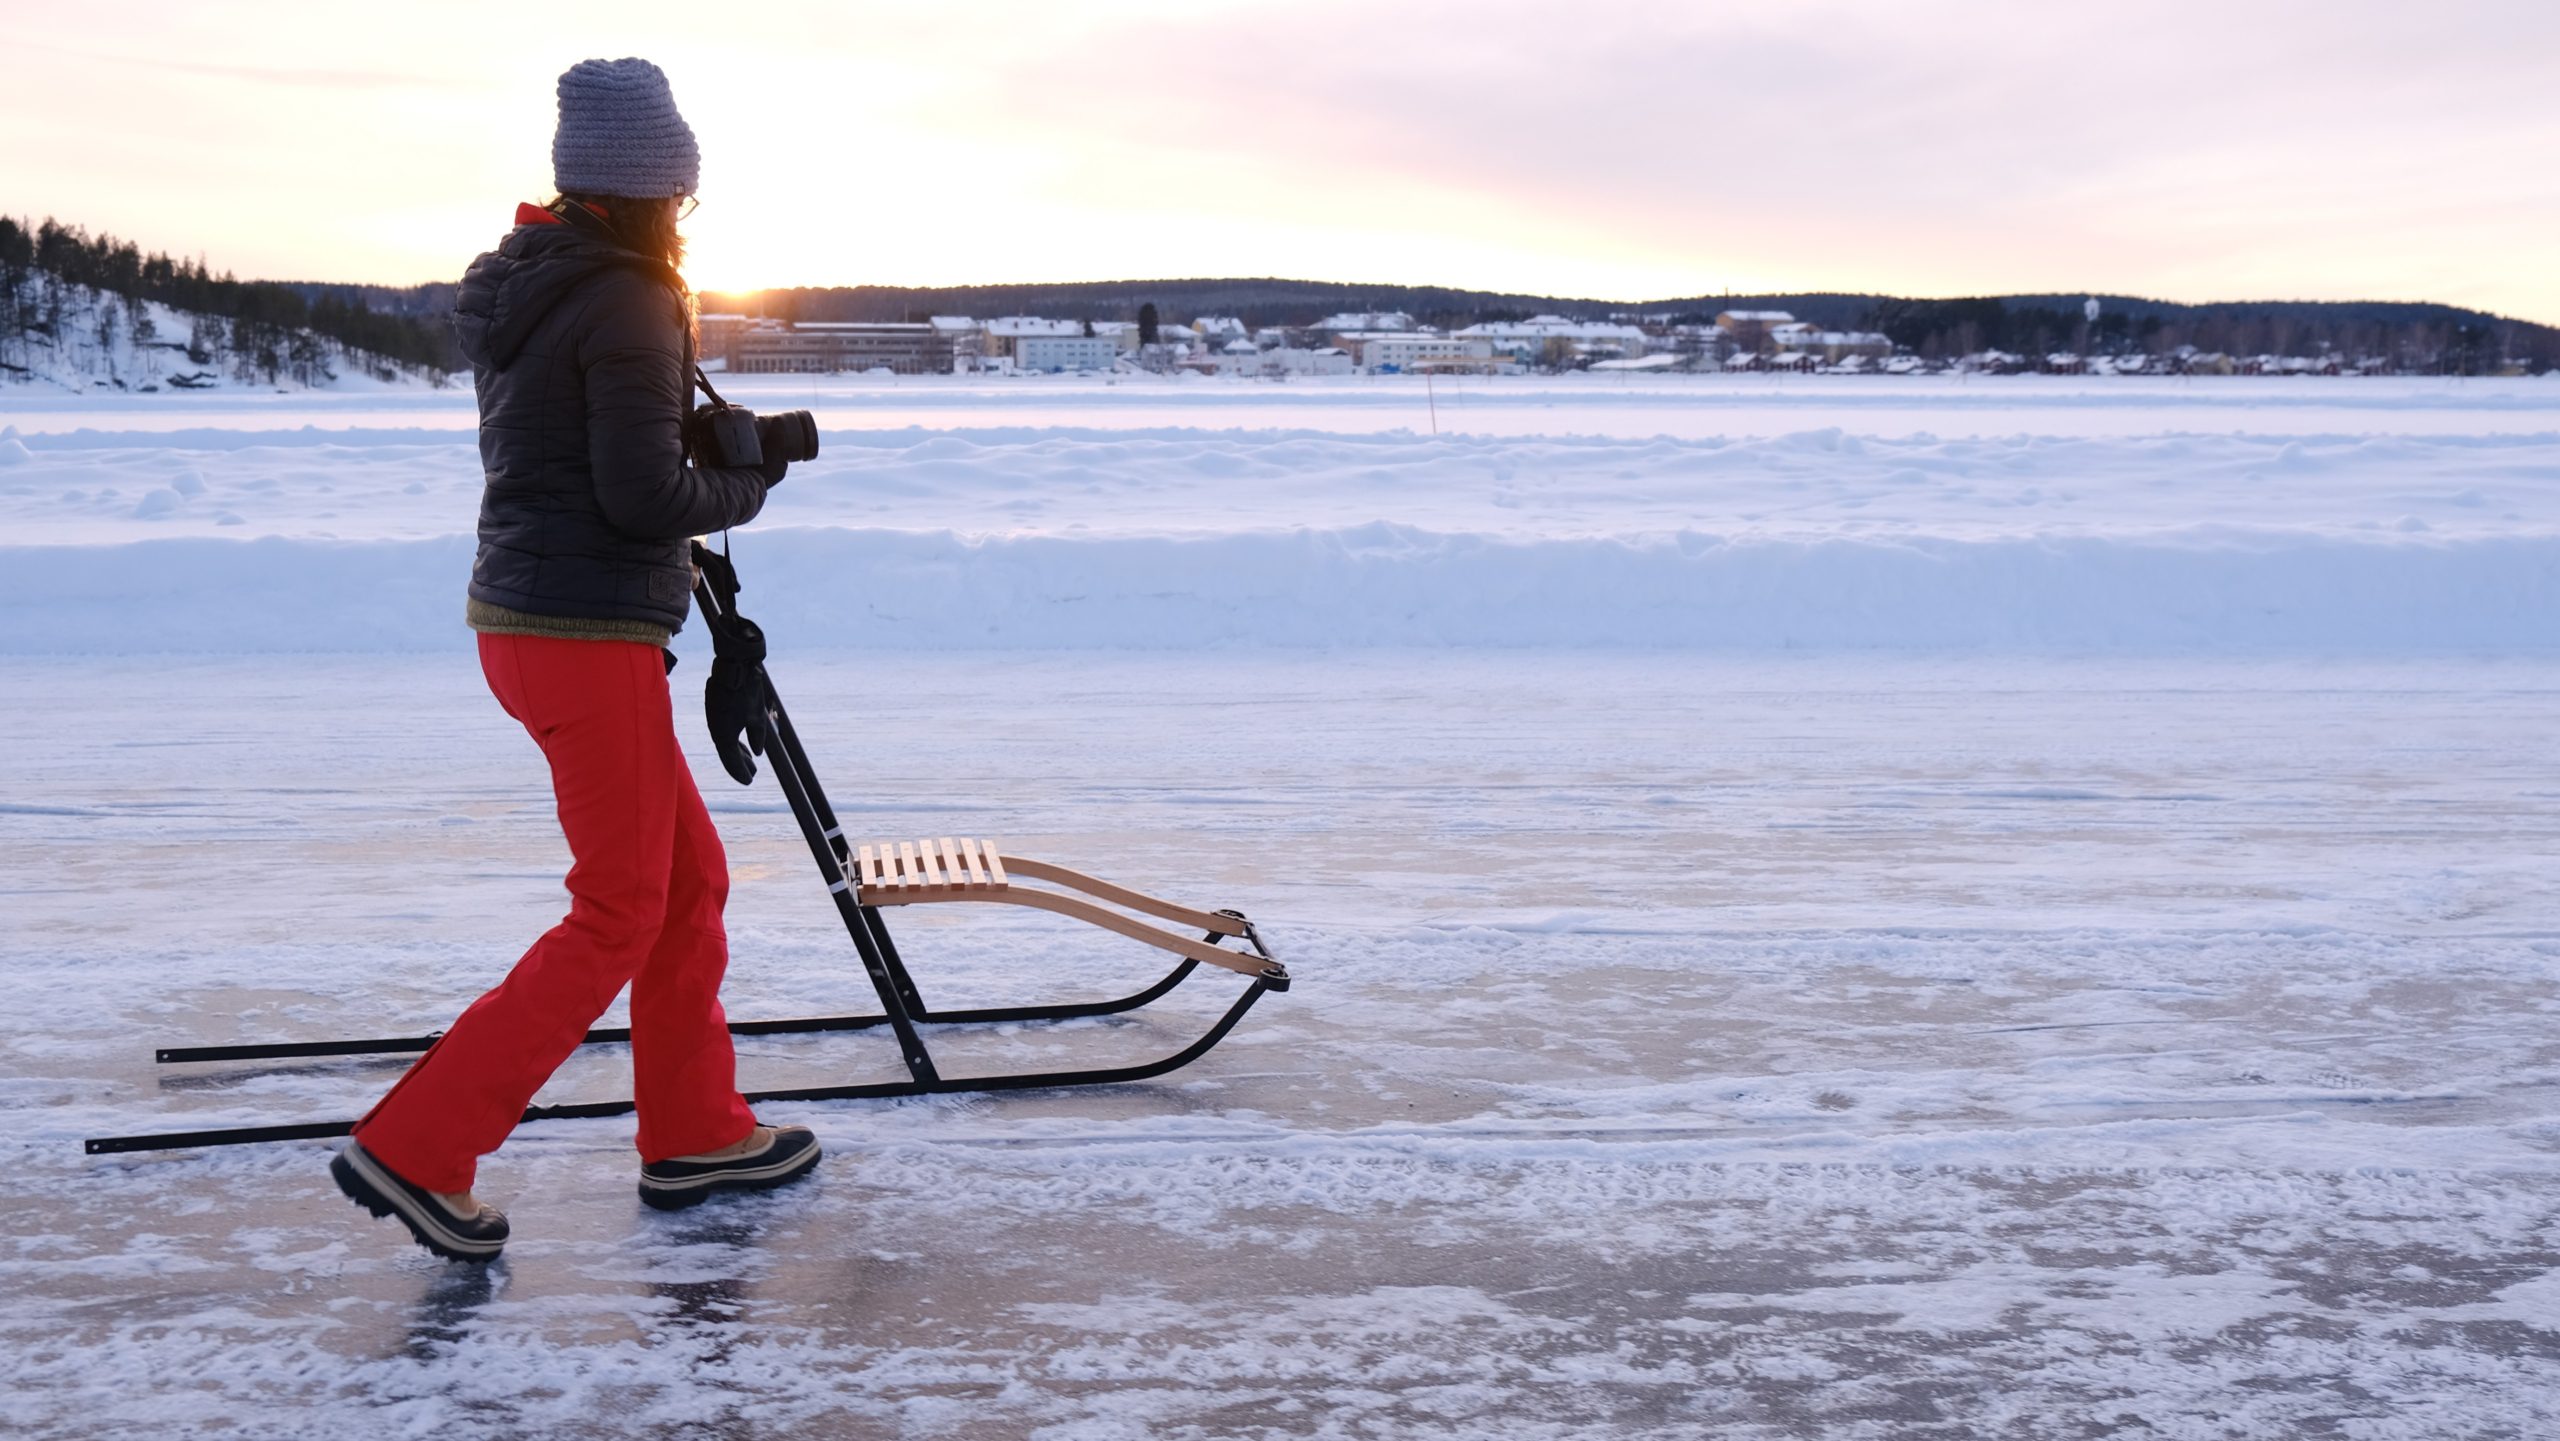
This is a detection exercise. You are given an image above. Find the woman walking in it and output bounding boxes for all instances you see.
[333,58,818,1262]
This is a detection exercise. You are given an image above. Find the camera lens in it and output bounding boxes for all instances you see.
[780,410,819,462]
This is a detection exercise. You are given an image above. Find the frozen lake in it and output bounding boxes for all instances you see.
[6,652,2559,1436]
[4,379,2558,1436]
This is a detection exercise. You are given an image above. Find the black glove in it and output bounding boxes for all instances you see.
[753,415,797,487]
[703,616,772,785]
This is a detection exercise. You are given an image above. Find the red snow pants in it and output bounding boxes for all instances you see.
[353,632,759,1194]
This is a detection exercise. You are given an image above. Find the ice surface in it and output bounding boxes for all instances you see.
[6,652,2558,1437]
[3,380,2557,1436]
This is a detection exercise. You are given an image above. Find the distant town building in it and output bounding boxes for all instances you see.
[730,321,954,375]
[1344,332,1497,372]
[1315,311,1416,337]
[1811,330,1893,361]
[1453,314,1650,360]
[1714,310,1797,358]
[1015,333,1118,372]
[930,316,984,369]
[982,316,1090,360]
[696,312,753,366]
[1277,346,1355,376]
[1211,345,1357,378]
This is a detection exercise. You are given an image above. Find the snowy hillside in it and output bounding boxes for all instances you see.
[0,272,451,396]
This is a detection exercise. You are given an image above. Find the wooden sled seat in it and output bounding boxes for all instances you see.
[851,837,1280,982]
[854,837,1007,897]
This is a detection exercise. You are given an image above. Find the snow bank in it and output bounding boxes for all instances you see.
[6,372,2558,443]
[5,525,2553,653]
[3,400,2553,654]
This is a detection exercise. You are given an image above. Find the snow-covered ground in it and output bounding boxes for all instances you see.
[4,378,2558,1437]
[5,375,2558,654]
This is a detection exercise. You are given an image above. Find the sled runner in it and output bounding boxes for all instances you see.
[84,543,1288,1156]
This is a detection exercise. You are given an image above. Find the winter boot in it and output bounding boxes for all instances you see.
[638,1123,821,1211]
[331,1140,510,1261]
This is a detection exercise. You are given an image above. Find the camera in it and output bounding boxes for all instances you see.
[687,401,820,469]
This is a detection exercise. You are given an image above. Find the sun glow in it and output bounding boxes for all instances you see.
[4,2,2555,322]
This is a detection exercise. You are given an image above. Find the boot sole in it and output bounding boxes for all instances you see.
[331,1147,506,1262]
[638,1142,821,1211]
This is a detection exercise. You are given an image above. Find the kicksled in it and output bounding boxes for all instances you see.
[84,542,1289,1157]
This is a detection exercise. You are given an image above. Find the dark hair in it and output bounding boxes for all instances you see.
[554,193,687,275]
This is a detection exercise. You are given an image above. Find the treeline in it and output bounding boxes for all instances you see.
[1863,295,2555,374]
[698,278,1629,331]
[0,216,460,381]
[687,277,2557,370]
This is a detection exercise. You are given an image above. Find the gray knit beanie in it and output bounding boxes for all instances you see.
[551,58,699,198]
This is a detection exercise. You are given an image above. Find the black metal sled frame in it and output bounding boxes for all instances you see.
[84,549,1288,1157]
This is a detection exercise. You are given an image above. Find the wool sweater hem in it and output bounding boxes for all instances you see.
[466,597,673,648]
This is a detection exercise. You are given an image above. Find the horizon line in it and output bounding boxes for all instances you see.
[268,269,2556,329]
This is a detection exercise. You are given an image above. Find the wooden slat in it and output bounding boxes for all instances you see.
[955,837,989,889]
[982,841,1008,889]
[897,841,922,891]
[933,838,961,891]
[855,845,876,893]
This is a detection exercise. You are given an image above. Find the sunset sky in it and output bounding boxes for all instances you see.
[7,0,2556,321]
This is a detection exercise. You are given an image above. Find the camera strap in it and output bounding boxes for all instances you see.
[691,363,732,411]
[682,364,738,553]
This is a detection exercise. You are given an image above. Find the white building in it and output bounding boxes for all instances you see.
[1453,314,1651,360]
[1275,346,1354,376]
[1218,345,1355,378]
[1016,334,1119,372]
[983,316,1088,359]
[1811,330,1893,361]
[1346,333,1497,372]
[930,316,983,371]
[1315,310,1415,335]
[1192,315,1249,344]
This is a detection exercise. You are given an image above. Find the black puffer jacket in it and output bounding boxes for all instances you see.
[454,217,769,634]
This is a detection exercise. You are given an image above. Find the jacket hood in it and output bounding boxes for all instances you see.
[453,217,678,371]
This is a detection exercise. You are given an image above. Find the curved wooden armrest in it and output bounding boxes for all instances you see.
[851,836,1279,981]
[997,855,1239,936]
